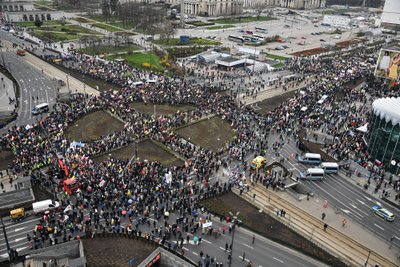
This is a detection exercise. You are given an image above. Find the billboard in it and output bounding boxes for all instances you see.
[381,0,400,25]
[375,49,400,80]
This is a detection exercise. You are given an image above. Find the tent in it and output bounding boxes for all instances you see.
[356,123,368,133]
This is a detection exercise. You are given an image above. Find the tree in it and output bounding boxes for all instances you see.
[34,18,43,28]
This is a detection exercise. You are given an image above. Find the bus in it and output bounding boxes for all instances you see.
[63,177,79,195]
[243,35,260,42]
[255,27,268,33]
[228,35,244,43]
[253,34,266,41]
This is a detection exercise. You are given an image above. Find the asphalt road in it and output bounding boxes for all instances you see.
[259,131,400,249]
[0,50,57,126]
[0,210,328,267]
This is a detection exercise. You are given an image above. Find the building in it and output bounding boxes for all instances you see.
[0,0,34,12]
[322,15,351,28]
[181,0,243,17]
[380,0,400,29]
[279,0,325,9]
[367,97,400,173]
[0,0,66,22]
[24,240,86,267]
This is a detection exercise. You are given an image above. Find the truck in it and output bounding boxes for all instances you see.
[32,199,60,214]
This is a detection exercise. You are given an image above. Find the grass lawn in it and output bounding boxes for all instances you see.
[154,37,220,46]
[65,110,124,141]
[206,24,235,30]
[32,30,81,42]
[87,15,120,23]
[93,23,122,32]
[80,45,140,55]
[209,16,276,24]
[273,62,285,69]
[94,140,184,167]
[130,103,195,117]
[71,17,94,23]
[108,52,164,72]
[264,53,288,61]
[16,20,61,27]
[176,116,235,151]
[187,21,215,26]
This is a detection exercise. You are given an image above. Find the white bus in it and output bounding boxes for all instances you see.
[255,27,268,33]
[297,153,321,165]
[320,162,339,173]
[228,35,244,43]
[299,168,325,181]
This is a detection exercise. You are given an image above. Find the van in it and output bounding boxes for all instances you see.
[320,162,339,173]
[31,103,49,115]
[299,168,325,181]
[297,153,321,165]
[10,208,25,221]
[32,199,60,214]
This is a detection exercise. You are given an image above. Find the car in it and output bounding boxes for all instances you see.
[372,205,395,221]
[320,39,326,42]
[315,32,321,35]
[282,45,290,49]
[301,36,307,39]
[311,32,316,35]
[275,46,285,50]
[251,156,268,169]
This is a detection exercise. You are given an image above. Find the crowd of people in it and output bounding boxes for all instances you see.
[1,36,400,265]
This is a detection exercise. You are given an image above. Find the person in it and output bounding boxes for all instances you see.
[342,219,347,227]
[242,251,246,261]
[323,223,328,231]
[321,212,326,220]
[225,242,228,251]
[389,54,400,80]
[252,235,255,244]
[379,51,390,77]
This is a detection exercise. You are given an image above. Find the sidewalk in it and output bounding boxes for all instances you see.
[0,71,16,115]
[237,185,399,267]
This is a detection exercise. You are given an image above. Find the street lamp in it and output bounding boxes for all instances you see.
[228,211,240,267]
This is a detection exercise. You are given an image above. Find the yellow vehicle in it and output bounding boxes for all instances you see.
[10,208,25,221]
[251,156,267,169]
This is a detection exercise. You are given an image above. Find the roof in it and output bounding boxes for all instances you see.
[372,97,400,126]
[305,168,324,173]
[305,153,321,158]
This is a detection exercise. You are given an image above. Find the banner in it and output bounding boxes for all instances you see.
[375,49,400,80]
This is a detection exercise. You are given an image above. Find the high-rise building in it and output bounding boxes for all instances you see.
[380,0,400,29]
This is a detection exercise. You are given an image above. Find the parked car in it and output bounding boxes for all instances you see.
[320,39,326,42]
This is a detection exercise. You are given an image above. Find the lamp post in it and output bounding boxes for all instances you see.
[364,250,371,267]
[228,211,240,267]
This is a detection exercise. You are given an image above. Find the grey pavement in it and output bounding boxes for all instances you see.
[0,71,16,116]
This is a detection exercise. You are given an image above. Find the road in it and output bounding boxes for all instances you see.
[259,130,400,249]
[0,209,328,267]
[0,50,57,126]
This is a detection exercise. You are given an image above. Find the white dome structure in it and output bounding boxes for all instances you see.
[372,97,400,127]
[368,97,400,173]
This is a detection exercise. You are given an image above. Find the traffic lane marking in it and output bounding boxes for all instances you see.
[374,223,384,231]
[243,243,254,249]
[239,255,250,262]
[273,257,284,263]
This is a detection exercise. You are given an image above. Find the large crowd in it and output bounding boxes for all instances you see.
[1,38,400,266]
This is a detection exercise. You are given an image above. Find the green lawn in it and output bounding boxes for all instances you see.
[264,53,288,61]
[32,30,81,42]
[16,20,61,27]
[206,24,235,30]
[187,21,215,26]
[87,15,120,23]
[108,52,164,72]
[80,45,140,55]
[93,23,122,32]
[209,16,276,24]
[154,37,220,46]
[273,63,285,68]
[71,17,95,23]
